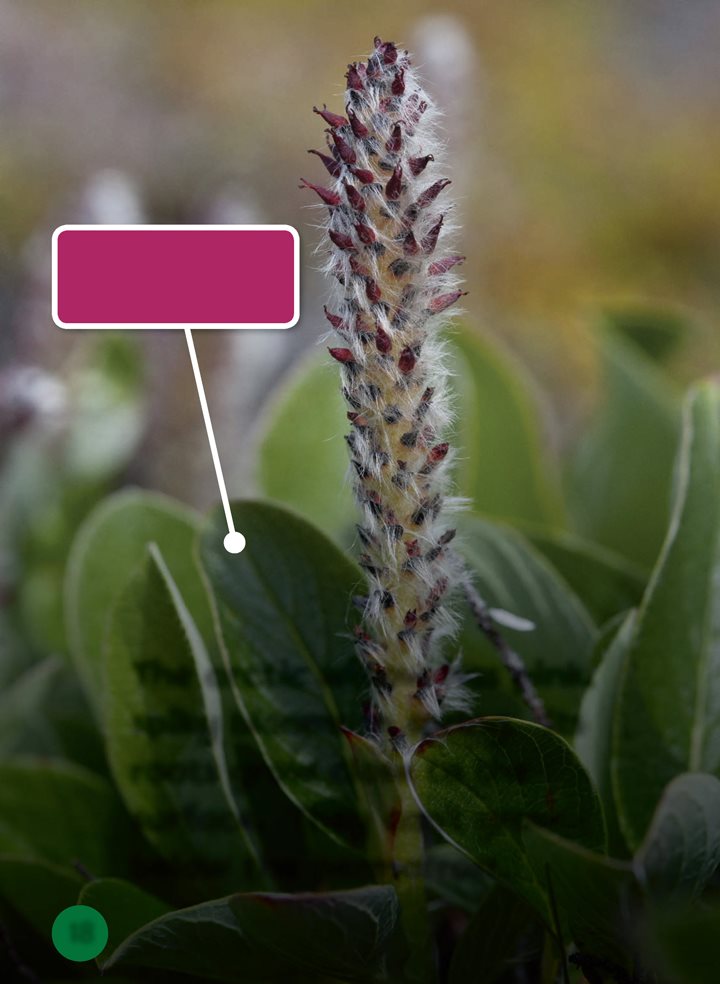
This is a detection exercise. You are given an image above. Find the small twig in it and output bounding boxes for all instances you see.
[72,858,96,882]
[463,579,552,728]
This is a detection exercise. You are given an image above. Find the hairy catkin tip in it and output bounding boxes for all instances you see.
[304,37,467,738]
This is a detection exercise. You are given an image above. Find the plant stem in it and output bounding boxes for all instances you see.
[392,754,434,983]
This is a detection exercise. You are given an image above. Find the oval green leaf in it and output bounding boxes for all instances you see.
[79,878,170,966]
[450,326,565,526]
[408,718,606,918]
[613,382,720,848]
[103,885,399,983]
[635,773,720,901]
[568,325,681,568]
[198,501,367,849]
[256,354,354,541]
[0,758,132,875]
[104,546,262,886]
[65,489,204,719]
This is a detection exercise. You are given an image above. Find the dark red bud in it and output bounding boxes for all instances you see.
[398,346,416,373]
[346,64,365,91]
[324,306,346,331]
[421,216,444,253]
[299,178,341,207]
[313,104,348,128]
[434,664,450,684]
[350,256,371,278]
[406,539,421,557]
[404,610,418,628]
[409,154,434,176]
[416,179,452,208]
[429,255,465,275]
[428,442,449,463]
[383,41,398,64]
[385,164,403,201]
[366,279,382,303]
[329,229,356,252]
[348,109,369,139]
[308,149,342,178]
[403,230,420,255]
[328,347,356,365]
[428,290,467,314]
[387,726,402,739]
[375,326,392,353]
[385,123,402,154]
[344,182,366,212]
[350,166,375,185]
[391,68,405,96]
[332,131,357,165]
[354,222,375,244]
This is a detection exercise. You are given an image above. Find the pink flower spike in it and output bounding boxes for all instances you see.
[348,110,369,139]
[385,165,403,202]
[429,255,465,276]
[299,178,341,207]
[409,154,433,176]
[346,63,365,91]
[416,179,452,208]
[428,290,467,314]
[329,229,356,252]
[308,149,342,178]
[350,166,375,185]
[328,347,356,365]
[344,182,366,212]
[332,131,357,165]
[313,104,348,128]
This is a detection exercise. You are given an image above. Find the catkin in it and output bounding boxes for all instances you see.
[302,37,469,746]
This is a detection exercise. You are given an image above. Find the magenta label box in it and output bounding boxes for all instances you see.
[52,225,300,329]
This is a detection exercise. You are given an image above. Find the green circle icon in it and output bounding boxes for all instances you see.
[51,905,108,962]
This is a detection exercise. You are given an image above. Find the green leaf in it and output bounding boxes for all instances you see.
[424,843,494,913]
[457,514,597,735]
[641,904,720,984]
[103,885,399,983]
[449,326,564,526]
[613,382,720,848]
[568,325,681,568]
[198,501,367,848]
[523,823,639,975]
[104,546,261,884]
[449,884,537,984]
[408,718,606,918]
[602,306,685,364]
[575,610,637,856]
[525,528,645,625]
[64,334,145,481]
[65,488,204,719]
[635,773,720,900]
[0,758,131,874]
[78,878,170,964]
[0,857,83,938]
[257,355,354,541]
[0,655,103,771]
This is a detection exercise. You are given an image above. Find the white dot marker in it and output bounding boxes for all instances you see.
[223,531,246,555]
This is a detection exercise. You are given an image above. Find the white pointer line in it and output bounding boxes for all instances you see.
[184,328,246,554]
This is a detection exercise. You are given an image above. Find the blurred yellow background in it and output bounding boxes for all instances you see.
[1,0,719,503]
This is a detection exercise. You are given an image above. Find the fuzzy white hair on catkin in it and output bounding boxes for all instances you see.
[303,37,473,733]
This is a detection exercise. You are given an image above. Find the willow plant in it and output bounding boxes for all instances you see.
[301,35,469,970]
